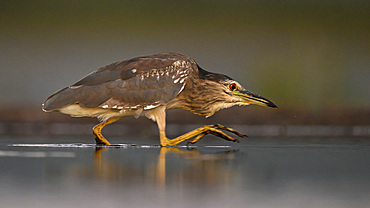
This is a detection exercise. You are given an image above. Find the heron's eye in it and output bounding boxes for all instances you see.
[229,83,237,91]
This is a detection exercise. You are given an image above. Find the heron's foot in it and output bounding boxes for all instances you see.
[92,117,122,146]
[187,124,246,145]
[95,137,111,145]
[93,125,111,146]
[160,124,246,147]
[188,130,238,145]
[212,124,248,138]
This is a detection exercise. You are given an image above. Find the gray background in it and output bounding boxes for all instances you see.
[1,1,369,112]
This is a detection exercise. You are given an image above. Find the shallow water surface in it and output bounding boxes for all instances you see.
[0,136,369,208]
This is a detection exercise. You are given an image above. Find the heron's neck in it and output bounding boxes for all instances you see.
[168,79,231,117]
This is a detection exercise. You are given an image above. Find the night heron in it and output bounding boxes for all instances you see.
[42,53,277,146]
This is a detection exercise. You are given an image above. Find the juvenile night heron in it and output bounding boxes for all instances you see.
[42,52,277,146]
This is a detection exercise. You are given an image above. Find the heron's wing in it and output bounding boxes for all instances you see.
[42,53,197,111]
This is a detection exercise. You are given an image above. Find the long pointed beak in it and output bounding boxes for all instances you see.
[236,90,278,108]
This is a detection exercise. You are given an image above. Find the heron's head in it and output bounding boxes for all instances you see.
[198,67,277,110]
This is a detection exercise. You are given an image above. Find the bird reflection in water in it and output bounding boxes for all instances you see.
[92,146,239,188]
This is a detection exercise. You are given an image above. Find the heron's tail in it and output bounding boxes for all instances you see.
[42,87,79,112]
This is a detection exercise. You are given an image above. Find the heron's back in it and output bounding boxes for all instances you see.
[42,53,198,117]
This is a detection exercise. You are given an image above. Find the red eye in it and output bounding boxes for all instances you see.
[229,83,237,91]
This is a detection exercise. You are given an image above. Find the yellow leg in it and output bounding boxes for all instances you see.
[153,107,246,147]
[92,117,122,145]
[188,124,247,144]
[160,124,244,146]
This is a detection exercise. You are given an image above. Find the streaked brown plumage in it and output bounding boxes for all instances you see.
[42,52,277,146]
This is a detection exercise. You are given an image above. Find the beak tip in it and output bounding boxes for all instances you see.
[267,102,278,108]
[239,90,278,109]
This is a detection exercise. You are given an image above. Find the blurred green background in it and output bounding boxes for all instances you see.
[0,1,369,120]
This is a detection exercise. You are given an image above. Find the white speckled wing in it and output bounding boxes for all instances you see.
[42,53,197,112]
